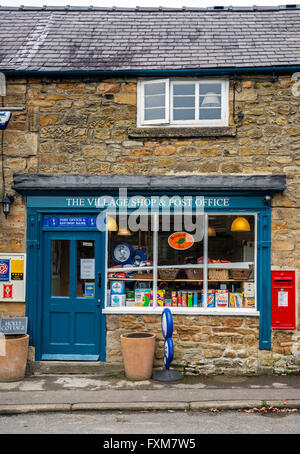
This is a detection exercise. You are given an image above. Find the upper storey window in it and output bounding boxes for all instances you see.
[137,79,229,127]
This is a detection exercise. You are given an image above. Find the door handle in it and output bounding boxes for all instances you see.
[98,272,102,288]
[97,299,101,308]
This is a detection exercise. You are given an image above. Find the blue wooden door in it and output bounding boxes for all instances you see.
[42,231,105,361]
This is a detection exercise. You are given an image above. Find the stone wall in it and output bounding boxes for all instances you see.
[107,315,260,375]
[0,73,300,374]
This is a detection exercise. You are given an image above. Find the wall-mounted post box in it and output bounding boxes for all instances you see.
[272,271,295,329]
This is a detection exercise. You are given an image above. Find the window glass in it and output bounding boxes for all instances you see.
[51,240,70,297]
[199,108,222,120]
[157,214,204,307]
[199,82,222,120]
[77,240,95,297]
[106,212,256,311]
[107,214,153,308]
[172,83,195,121]
[207,215,255,309]
[144,82,166,122]
[145,108,166,121]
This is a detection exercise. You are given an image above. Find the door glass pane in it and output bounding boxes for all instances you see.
[51,240,70,297]
[77,240,95,297]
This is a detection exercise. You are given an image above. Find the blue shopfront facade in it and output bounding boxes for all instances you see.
[13,174,286,363]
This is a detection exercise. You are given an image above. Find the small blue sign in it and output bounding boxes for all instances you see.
[85,283,95,297]
[44,216,97,228]
[0,259,10,282]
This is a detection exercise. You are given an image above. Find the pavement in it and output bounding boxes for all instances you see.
[0,371,300,415]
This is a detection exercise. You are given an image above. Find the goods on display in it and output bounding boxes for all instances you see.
[111,280,125,295]
[111,294,126,307]
[215,290,229,308]
[229,292,244,308]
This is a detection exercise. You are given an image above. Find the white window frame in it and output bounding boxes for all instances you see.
[138,79,170,126]
[137,78,229,127]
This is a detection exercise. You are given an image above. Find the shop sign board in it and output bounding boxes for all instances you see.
[0,317,28,335]
[44,216,97,228]
[29,194,266,210]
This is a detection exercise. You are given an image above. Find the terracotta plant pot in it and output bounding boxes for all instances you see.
[0,334,29,382]
[121,332,156,380]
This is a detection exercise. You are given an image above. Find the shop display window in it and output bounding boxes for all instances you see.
[106,213,256,312]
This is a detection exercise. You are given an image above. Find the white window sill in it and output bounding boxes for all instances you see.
[103,307,259,316]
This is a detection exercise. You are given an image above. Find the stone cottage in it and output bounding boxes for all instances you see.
[0,5,300,375]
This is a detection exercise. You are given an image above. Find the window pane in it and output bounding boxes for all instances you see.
[51,240,70,297]
[107,214,153,308]
[199,108,222,120]
[144,108,166,121]
[77,240,95,297]
[173,84,195,96]
[173,109,195,121]
[199,83,222,95]
[173,96,195,108]
[157,214,204,307]
[207,215,255,309]
[145,94,165,108]
[144,82,166,96]
[199,95,221,108]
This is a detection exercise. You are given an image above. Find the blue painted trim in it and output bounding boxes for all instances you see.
[3,65,300,78]
[41,354,100,361]
[258,209,272,350]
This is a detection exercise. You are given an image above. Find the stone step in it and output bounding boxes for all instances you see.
[29,361,124,377]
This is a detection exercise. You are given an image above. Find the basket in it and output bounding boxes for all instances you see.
[185,268,203,280]
[208,268,229,280]
[230,269,252,280]
[158,269,179,280]
[135,273,153,280]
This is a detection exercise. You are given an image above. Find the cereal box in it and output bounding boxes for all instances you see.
[201,290,215,307]
[229,293,244,308]
[215,290,228,308]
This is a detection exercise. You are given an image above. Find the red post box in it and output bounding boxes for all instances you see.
[272,271,295,329]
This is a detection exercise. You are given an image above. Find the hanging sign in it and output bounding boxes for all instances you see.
[0,259,10,282]
[168,232,194,250]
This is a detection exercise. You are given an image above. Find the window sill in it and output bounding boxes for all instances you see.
[128,126,236,139]
[103,307,259,316]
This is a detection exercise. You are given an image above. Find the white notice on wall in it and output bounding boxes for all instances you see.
[80,259,95,280]
[278,290,288,307]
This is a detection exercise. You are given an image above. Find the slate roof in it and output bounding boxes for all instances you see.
[0,6,300,72]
